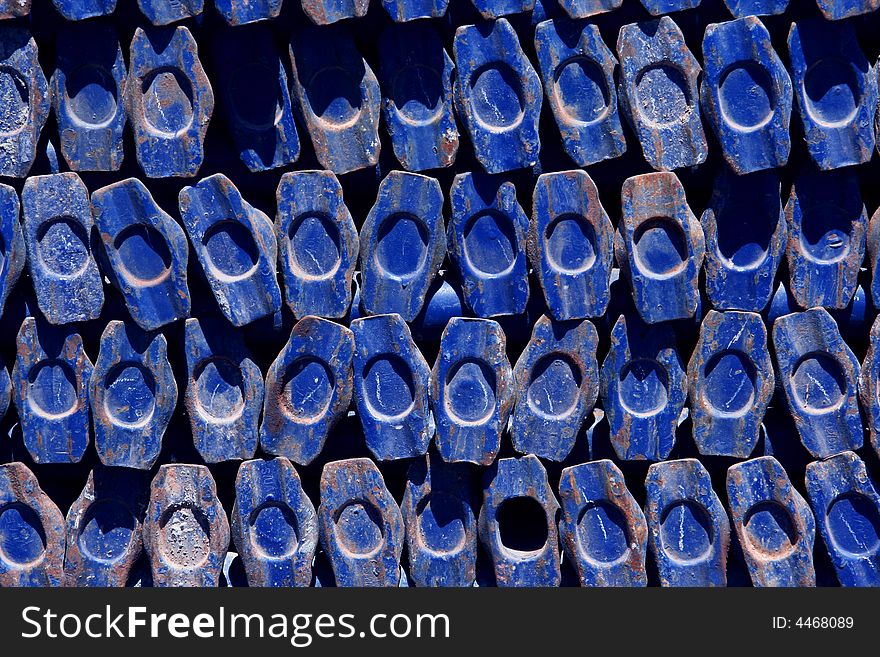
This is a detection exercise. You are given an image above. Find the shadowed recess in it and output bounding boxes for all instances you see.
[444,358,496,423]
[334,499,384,556]
[469,63,524,128]
[392,64,443,123]
[249,501,299,558]
[497,496,548,553]
[36,216,90,276]
[362,354,415,419]
[193,356,245,420]
[104,362,156,427]
[158,502,211,568]
[804,58,861,126]
[229,63,283,131]
[703,350,756,415]
[114,224,172,283]
[281,357,334,421]
[545,213,597,274]
[307,66,362,126]
[527,353,582,419]
[416,492,467,554]
[719,61,775,129]
[791,352,846,412]
[66,64,117,127]
[827,492,880,556]
[619,358,668,415]
[288,213,341,279]
[203,220,259,279]
[743,500,798,557]
[0,502,46,565]
[463,210,517,275]
[141,67,195,137]
[576,500,629,562]
[633,217,688,276]
[375,213,429,279]
[634,64,690,126]
[553,56,609,124]
[27,359,78,417]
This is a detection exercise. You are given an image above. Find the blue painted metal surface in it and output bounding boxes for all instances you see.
[378,23,457,171]
[231,457,318,587]
[318,458,404,587]
[511,315,598,462]
[701,168,785,312]
[90,320,177,470]
[289,25,380,174]
[138,0,203,24]
[276,171,358,320]
[143,464,230,587]
[0,360,10,423]
[301,0,367,24]
[91,178,191,331]
[861,315,880,460]
[21,173,104,324]
[555,0,620,18]
[52,23,126,171]
[617,17,706,172]
[600,313,687,462]
[0,183,24,319]
[816,0,879,20]
[701,17,791,175]
[617,172,705,324]
[773,308,862,459]
[448,172,529,318]
[687,311,773,458]
[0,462,65,587]
[12,317,93,465]
[788,20,876,171]
[558,460,647,586]
[0,27,49,178]
[381,0,446,20]
[478,455,560,587]
[52,0,115,20]
[213,25,299,173]
[727,456,816,587]
[215,0,282,24]
[351,314,432,462]
[0,1,30,17]
[126,26,213,178]
[63,467,146,587]
[723,0,787,14]
[806,451,880,587]
[260,316,354,466]
[401,454,477,587]
[534,19,626,168]
[431,317,513,466]
[452,19,542,174]
[785,168,866,311]
[640,0,699,13]
[179,174,281,326]
[645,459,729,587]
[184,317,262,463]
[360,172,445,321]
[529,170,613,320]
[870,208,880,310]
